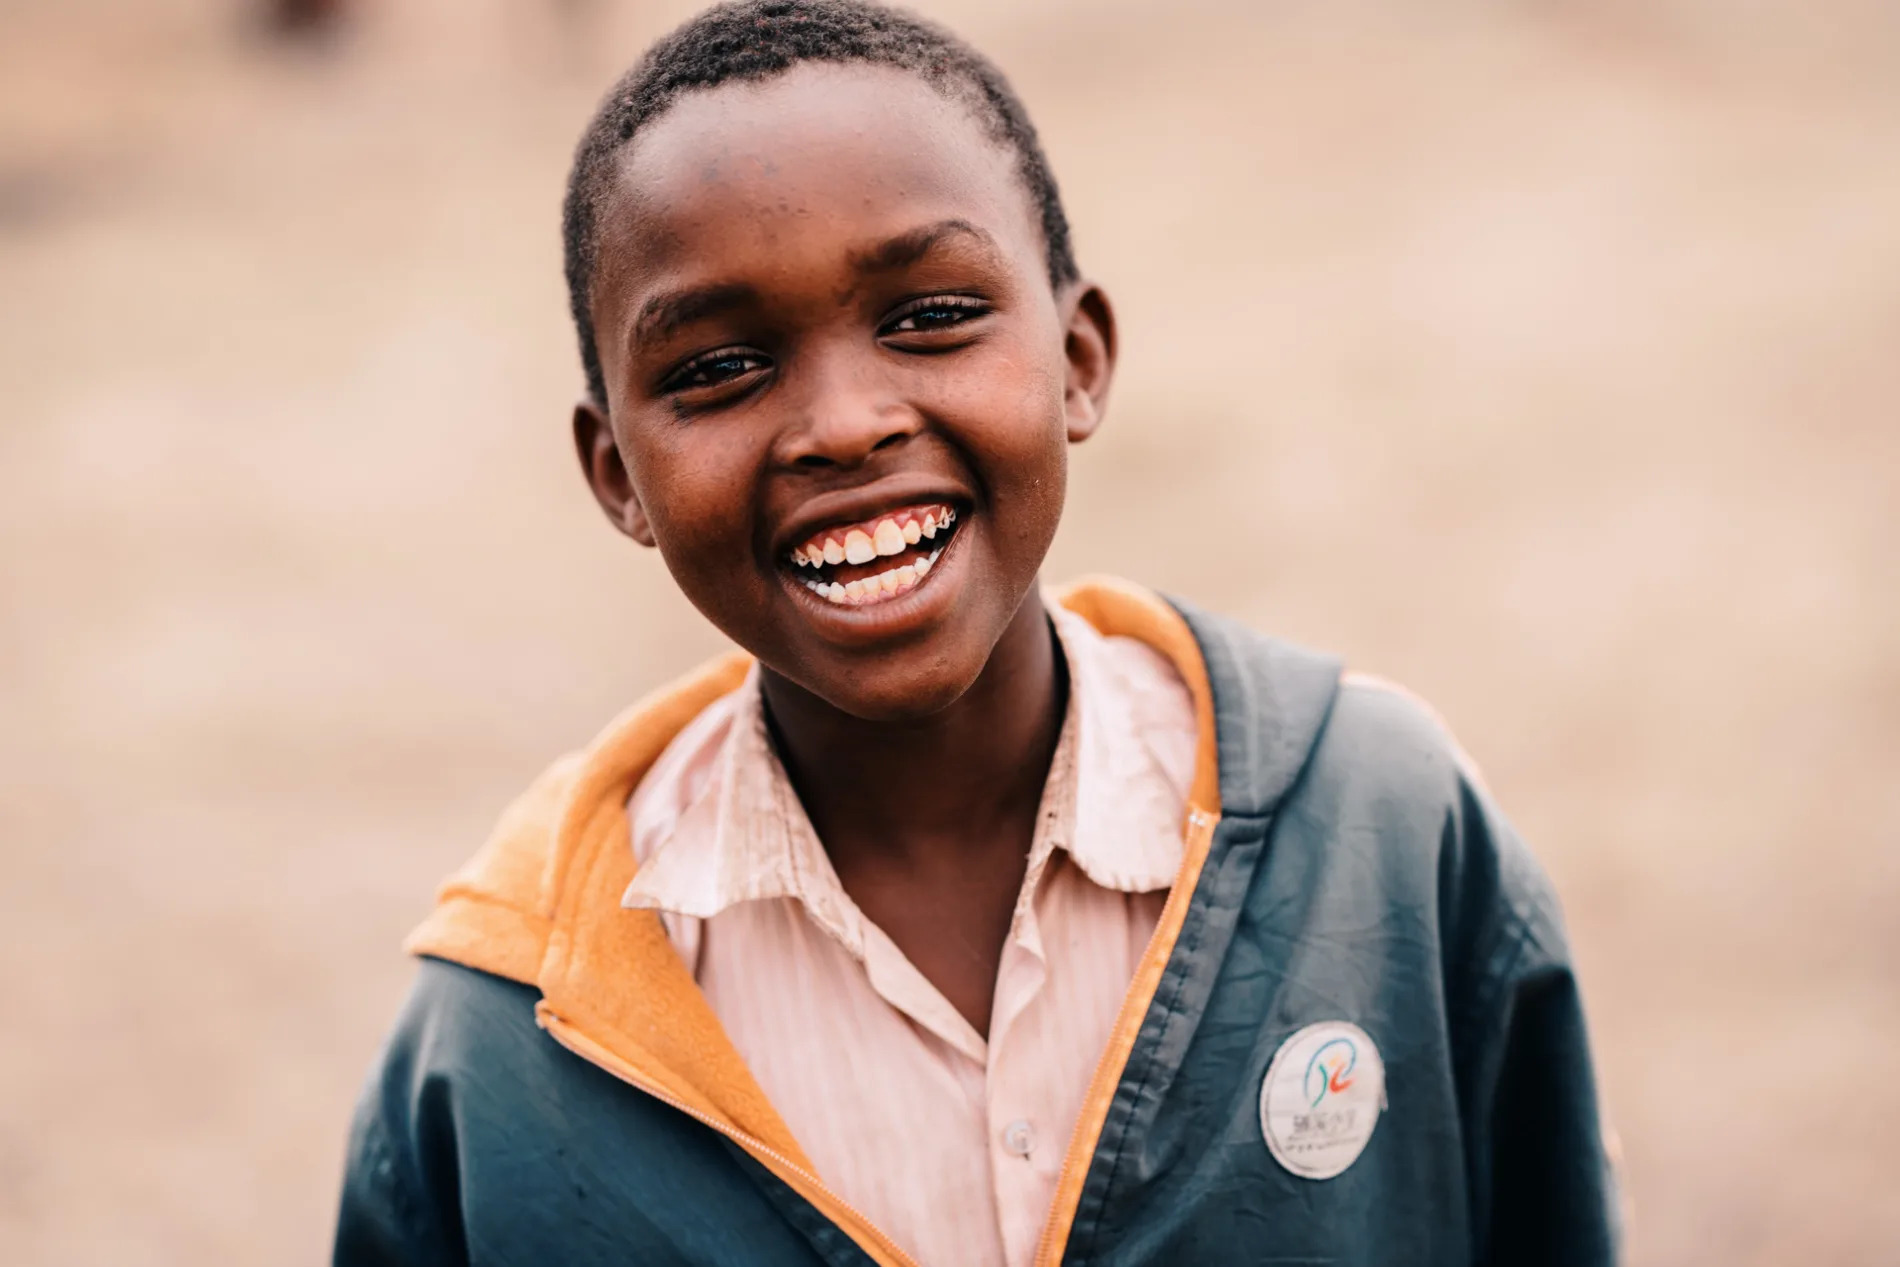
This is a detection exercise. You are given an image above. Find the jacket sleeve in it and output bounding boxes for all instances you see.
[1448,777,1622,1267]
[332,970,470,1267]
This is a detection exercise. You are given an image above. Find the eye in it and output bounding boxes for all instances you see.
[659,347,770,395]
[881,295,991,336]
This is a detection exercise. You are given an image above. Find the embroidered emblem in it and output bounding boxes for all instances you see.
[1260,1021,1385,1179]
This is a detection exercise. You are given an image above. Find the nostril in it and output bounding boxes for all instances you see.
[794,453,833,469]
[872,432,908,452]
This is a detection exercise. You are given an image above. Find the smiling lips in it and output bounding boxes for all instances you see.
[786,503,958,607]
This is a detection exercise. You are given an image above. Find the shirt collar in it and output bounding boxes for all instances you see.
[622,660,837,916]
[1053,604,1191,892]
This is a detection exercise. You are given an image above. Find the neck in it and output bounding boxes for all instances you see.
[759,589,1066,873]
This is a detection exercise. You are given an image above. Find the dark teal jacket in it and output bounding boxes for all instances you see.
[335,582,1619,1266]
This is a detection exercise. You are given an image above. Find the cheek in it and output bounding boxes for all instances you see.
[966,340,1072,522]
[948,333,1069,473]
[623,425,763,568]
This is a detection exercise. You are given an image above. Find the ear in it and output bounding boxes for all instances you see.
[573,399,656,546]
[1060,282,1117,444]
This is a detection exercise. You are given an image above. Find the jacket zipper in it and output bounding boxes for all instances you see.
[537,1008,922,1267]
[1029,807,1221,1267]
[1028,1019,1125,1267]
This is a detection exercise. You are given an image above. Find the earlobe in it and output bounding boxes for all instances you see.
[572,400,656,546]
[1062,283,1117,444]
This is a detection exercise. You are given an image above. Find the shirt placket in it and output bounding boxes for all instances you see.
[982,754,1074,1265]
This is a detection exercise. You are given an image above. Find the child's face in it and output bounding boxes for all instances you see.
[576,64,1115,720]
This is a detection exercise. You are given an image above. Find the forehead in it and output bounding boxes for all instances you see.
[593,63,1042,304]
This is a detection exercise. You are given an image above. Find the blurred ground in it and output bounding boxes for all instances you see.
[1,1,1896,1263]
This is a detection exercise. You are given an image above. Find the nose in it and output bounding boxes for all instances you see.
[773,354,923,471]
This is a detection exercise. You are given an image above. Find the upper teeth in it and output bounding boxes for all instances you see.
[790,505,956,569]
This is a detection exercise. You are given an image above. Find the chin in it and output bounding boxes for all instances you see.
[801,646,988,723]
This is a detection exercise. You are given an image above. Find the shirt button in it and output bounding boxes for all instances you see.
[1001,1119,1036,1157]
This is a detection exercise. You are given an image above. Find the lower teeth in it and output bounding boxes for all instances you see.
[802,548,942,606]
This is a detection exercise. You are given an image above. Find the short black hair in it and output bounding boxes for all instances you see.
[561,0,1079,408]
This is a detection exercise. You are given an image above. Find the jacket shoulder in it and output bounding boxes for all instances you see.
[1320,672,1489,814]
[1309,672,1573,979]
[402,753,584,985]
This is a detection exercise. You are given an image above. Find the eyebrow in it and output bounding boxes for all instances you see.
[633,281,759,343]
[848,218,999,273]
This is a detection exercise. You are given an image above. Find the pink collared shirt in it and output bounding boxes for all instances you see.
[623,605,1197,1267]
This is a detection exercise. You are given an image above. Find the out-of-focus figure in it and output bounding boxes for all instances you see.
[260,0,599,41]
[267,0,346,37]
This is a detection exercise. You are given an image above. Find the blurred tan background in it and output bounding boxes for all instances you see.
[2,0,1896,1263]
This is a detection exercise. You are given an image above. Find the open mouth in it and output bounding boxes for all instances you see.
[784,502,963,607]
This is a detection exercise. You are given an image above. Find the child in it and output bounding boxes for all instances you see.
[333,3,1618,1264]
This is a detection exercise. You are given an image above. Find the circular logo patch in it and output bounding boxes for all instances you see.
[1259,1021,1385,1179]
